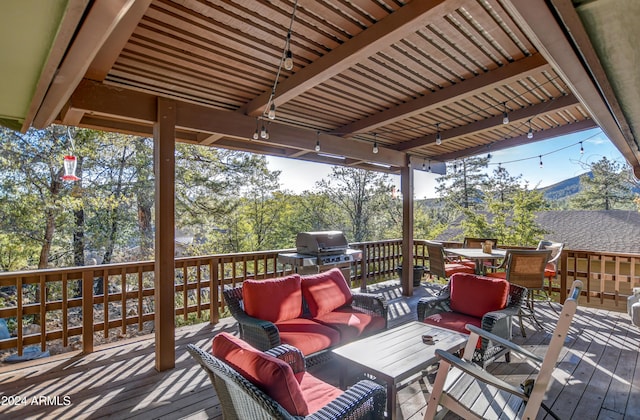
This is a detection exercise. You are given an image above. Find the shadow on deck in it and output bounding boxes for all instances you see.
[0,280,638,419]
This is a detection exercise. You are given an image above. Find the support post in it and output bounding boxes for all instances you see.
[400,155,414,296]
[82,269,94,354]
[154,97,176,371]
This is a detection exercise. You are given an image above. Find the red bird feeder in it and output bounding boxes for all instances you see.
[62,155,80,181]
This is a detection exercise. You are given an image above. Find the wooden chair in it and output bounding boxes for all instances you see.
[425,241,474,280]
[486,249,551,336]
[424,280,583,420]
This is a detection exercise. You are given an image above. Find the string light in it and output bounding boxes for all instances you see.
[315,131,321,152]
[260,123,268,139]
[427,161,431,172]
[252,118,260,140]
[373,133,379,154]
[268,102,276,120]
[539,155,543,168]
[502,102,509,125]
[422,159,426,170]
[527,120,534,139]
[435,123,442,145]
[580,141,584,155]
[284,46,294,71]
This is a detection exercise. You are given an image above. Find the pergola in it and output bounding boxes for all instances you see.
[2,0,640,371]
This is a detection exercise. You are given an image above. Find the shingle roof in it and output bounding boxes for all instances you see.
[534,210,640,254]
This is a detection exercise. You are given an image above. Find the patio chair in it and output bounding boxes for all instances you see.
[423,280,583,420]
[417,273,527,367]
[186,335,386,420]
[460,237,500,270]
[425,241,474,281]
[537,240,565,298]
[486,249,552,336]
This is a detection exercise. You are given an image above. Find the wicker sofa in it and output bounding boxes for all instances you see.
[416,272,527,367]
[187,333,386,419]
[223,267,388,358]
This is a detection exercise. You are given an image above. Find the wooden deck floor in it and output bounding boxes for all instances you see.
[1,280,639,420]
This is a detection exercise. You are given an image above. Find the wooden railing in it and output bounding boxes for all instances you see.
[0,241,638,357]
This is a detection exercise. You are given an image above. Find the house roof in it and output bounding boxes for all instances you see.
[535,210,640,254]
[1,0,639,177]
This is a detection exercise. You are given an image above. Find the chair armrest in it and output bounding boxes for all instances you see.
[416,295,451,321]
[351,293,388,324]
[306,379,386,420]
[266,344,306,374]
[465,324,543,363]
[434,349,527,398]
[223,286,281,351]
[506,283,528,310]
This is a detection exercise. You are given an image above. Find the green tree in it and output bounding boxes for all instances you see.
[570,157,635,210]
[436,157,489,211]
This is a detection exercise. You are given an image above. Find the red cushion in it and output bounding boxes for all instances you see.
[423,312,483,349]
[544,264,556,278]
[449,273,509,318]
[243,274,302,323]
[298,372,344,414]
[301,268,353,317]
[312,308,386,342]
[275,318,341,356]
[212,332,309,415]
[444,263,475,277]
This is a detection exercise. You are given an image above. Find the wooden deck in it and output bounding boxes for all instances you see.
[1,280,639,419]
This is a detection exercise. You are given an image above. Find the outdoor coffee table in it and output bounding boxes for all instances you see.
[332,321,467,419]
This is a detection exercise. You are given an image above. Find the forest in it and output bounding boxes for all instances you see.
[0,126,637,272]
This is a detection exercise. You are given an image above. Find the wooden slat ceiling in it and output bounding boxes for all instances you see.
[29,0,638,175]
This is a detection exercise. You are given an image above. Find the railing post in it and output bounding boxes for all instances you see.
[360,246,368,292]
[82,269,94,354]
[560,249,568,302]
[210,257,219,324]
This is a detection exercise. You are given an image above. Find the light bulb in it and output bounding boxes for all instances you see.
[539,156,543,168]
[268,103,276,120]
[264,131,270,140]
[487,153,492,159]
[580,143,584,155]
[502,112,509,125]
[427,165,431,172]
[422,161,426,170]
[260,125,267,139]
[372,142,379,154]
[435,132,442,145]
[252,129,259,140]
[527,127,533,139]
[315,140,321,152]
[284,50,293,71]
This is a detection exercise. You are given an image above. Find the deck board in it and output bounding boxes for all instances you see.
[1,280,638,420]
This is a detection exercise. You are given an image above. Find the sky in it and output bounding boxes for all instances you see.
[266,127,627,199]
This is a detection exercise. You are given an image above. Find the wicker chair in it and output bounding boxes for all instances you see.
[187,343,386,419]
[417,274,527,367]
[223,282,388,358]
[425,241,475,280]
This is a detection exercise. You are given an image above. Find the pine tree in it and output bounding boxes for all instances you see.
[570,157,634,210]
[435,157,489,211]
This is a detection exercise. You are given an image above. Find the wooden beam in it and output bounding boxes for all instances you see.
[21,0,90,132]
[393,94,579,151]
[505,0,640,178]
[70,80,408,167]
[33,0,136,128]
[433,118,597,161]
[240,0,454,116]
[153,97,176,372]
[400,155,414,297]
[337,54,549,135]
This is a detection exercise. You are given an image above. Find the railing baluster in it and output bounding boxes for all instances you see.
[39,274,46,352]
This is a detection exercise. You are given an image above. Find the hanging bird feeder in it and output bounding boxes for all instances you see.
[62,155,80,182]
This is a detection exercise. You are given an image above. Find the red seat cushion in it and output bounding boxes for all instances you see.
[312,308,386,342]
[298,372,344,414]
[423,312,483,349]
[212,332,309,415]
[275,318,341,356]
[544,264,556,278]
[301,268,353,317]
[449,273,509,318]
[243,274,302,323]
[444,263,475,277]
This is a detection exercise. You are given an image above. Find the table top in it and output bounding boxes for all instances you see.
[444,247,506,260]
[331,321,467,384]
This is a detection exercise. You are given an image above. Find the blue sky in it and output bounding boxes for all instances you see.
[267,127,626,199]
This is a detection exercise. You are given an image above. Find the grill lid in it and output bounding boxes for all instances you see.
[296,231,348,255]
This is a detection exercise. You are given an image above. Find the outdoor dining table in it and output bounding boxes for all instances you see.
[444,247,506,274]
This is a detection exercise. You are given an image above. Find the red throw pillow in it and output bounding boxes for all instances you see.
[301,268,353,317]
[242,274,302,323]
[449,273,509,318]
[212,332,309,416]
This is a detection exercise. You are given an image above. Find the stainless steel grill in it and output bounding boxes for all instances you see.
[278,231,362,275]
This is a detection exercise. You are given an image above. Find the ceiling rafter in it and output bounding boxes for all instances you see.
[239,0,458,117]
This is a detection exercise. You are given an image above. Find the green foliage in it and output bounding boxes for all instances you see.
[569,157,635,210]
[435,157,489,211]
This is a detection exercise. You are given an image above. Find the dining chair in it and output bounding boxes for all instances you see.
[536,240,565,299]
[425,241,474,281]
[424,280,583,420]
[485,249,551,336]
